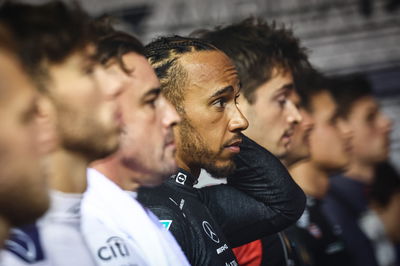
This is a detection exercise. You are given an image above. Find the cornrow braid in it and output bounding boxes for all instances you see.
[145,35,216,113]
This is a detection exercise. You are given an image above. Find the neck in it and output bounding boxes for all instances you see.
[289,161,330,199]
[92,152,141,192]
[345,160,376,185]
[0,216,10,248]
[282,156,307,169]
[48,149,89,194]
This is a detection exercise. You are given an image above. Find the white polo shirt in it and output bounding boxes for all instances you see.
[81,168,190,266]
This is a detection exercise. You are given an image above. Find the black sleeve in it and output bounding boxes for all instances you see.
[199,134,306,247]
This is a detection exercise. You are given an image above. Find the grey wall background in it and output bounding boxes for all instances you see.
[76,0,400,74]
[26,0,400,171]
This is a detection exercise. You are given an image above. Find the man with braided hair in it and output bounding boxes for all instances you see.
[138,36,306,265]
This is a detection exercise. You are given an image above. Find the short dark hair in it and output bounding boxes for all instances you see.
[91,16,145,74]
[0,0,94,91]
[145,35,217,112]
[327,73,373,119]
[194,17,310,104]
[294,68,328,112]
[370,162,400,207]
[0,23,15,53]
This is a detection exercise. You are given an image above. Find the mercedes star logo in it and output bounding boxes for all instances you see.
[202,221,220,243]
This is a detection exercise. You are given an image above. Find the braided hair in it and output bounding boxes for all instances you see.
[145,36,217,113]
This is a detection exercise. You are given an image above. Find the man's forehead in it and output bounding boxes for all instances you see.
[119,52,161,97]
[84,43,96,56]
[0,51,32,102]
[312,91,336,117]
[72,44,97,63]
[180,50,239,88]
[124,52,158,77]
[353,95,378,112]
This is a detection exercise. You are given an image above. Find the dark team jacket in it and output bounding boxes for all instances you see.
[322,174,379,266]
[260,232,304,266]
[285,196,354,266]
[138,135,306,266]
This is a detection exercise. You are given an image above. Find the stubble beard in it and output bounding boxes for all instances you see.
[0,163,49,226]
[178,117,235,178]
[56,103,119,161]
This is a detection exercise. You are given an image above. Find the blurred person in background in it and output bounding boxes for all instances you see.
[361,162,400,266]
[0,1,124,265]
[0,25,49,248]
[322,74,393,266]
[287,74,354,266]
[138,35,305,266]
[196,17,311,266]
[81,20,189,266]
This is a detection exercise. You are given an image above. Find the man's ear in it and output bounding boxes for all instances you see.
[35,95,58,154]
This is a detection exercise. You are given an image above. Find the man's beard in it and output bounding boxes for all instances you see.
[0,162,50,226]
[56,104,119,161]
[178,117,235,178]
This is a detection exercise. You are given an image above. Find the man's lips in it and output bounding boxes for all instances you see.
[282,129,294,144]
[165,140,176,148]
[283,129,294,138]
[344,142,353,153]
[224,137,242,153]
[114,108,123,127]
[164,131,176,149]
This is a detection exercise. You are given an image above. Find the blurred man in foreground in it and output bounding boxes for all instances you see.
[0,1,123,265]
[81,23,189,266]
[0,25,49,247]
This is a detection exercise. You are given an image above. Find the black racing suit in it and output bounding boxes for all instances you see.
[138,135,306,266]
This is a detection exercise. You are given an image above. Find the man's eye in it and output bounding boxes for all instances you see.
[366,112,376,123]
[83,64,96,75]
[146,99,157,108]
[277,97,287,107]
[213,98,227,109]
[234,94,240,102]
[145,95,160,109]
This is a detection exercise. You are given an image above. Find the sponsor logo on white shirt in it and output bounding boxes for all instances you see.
[97,236,130,261]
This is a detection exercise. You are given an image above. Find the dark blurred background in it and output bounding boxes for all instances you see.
[27,0,400,172]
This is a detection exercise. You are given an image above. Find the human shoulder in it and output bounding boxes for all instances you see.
[1,224,46,265]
